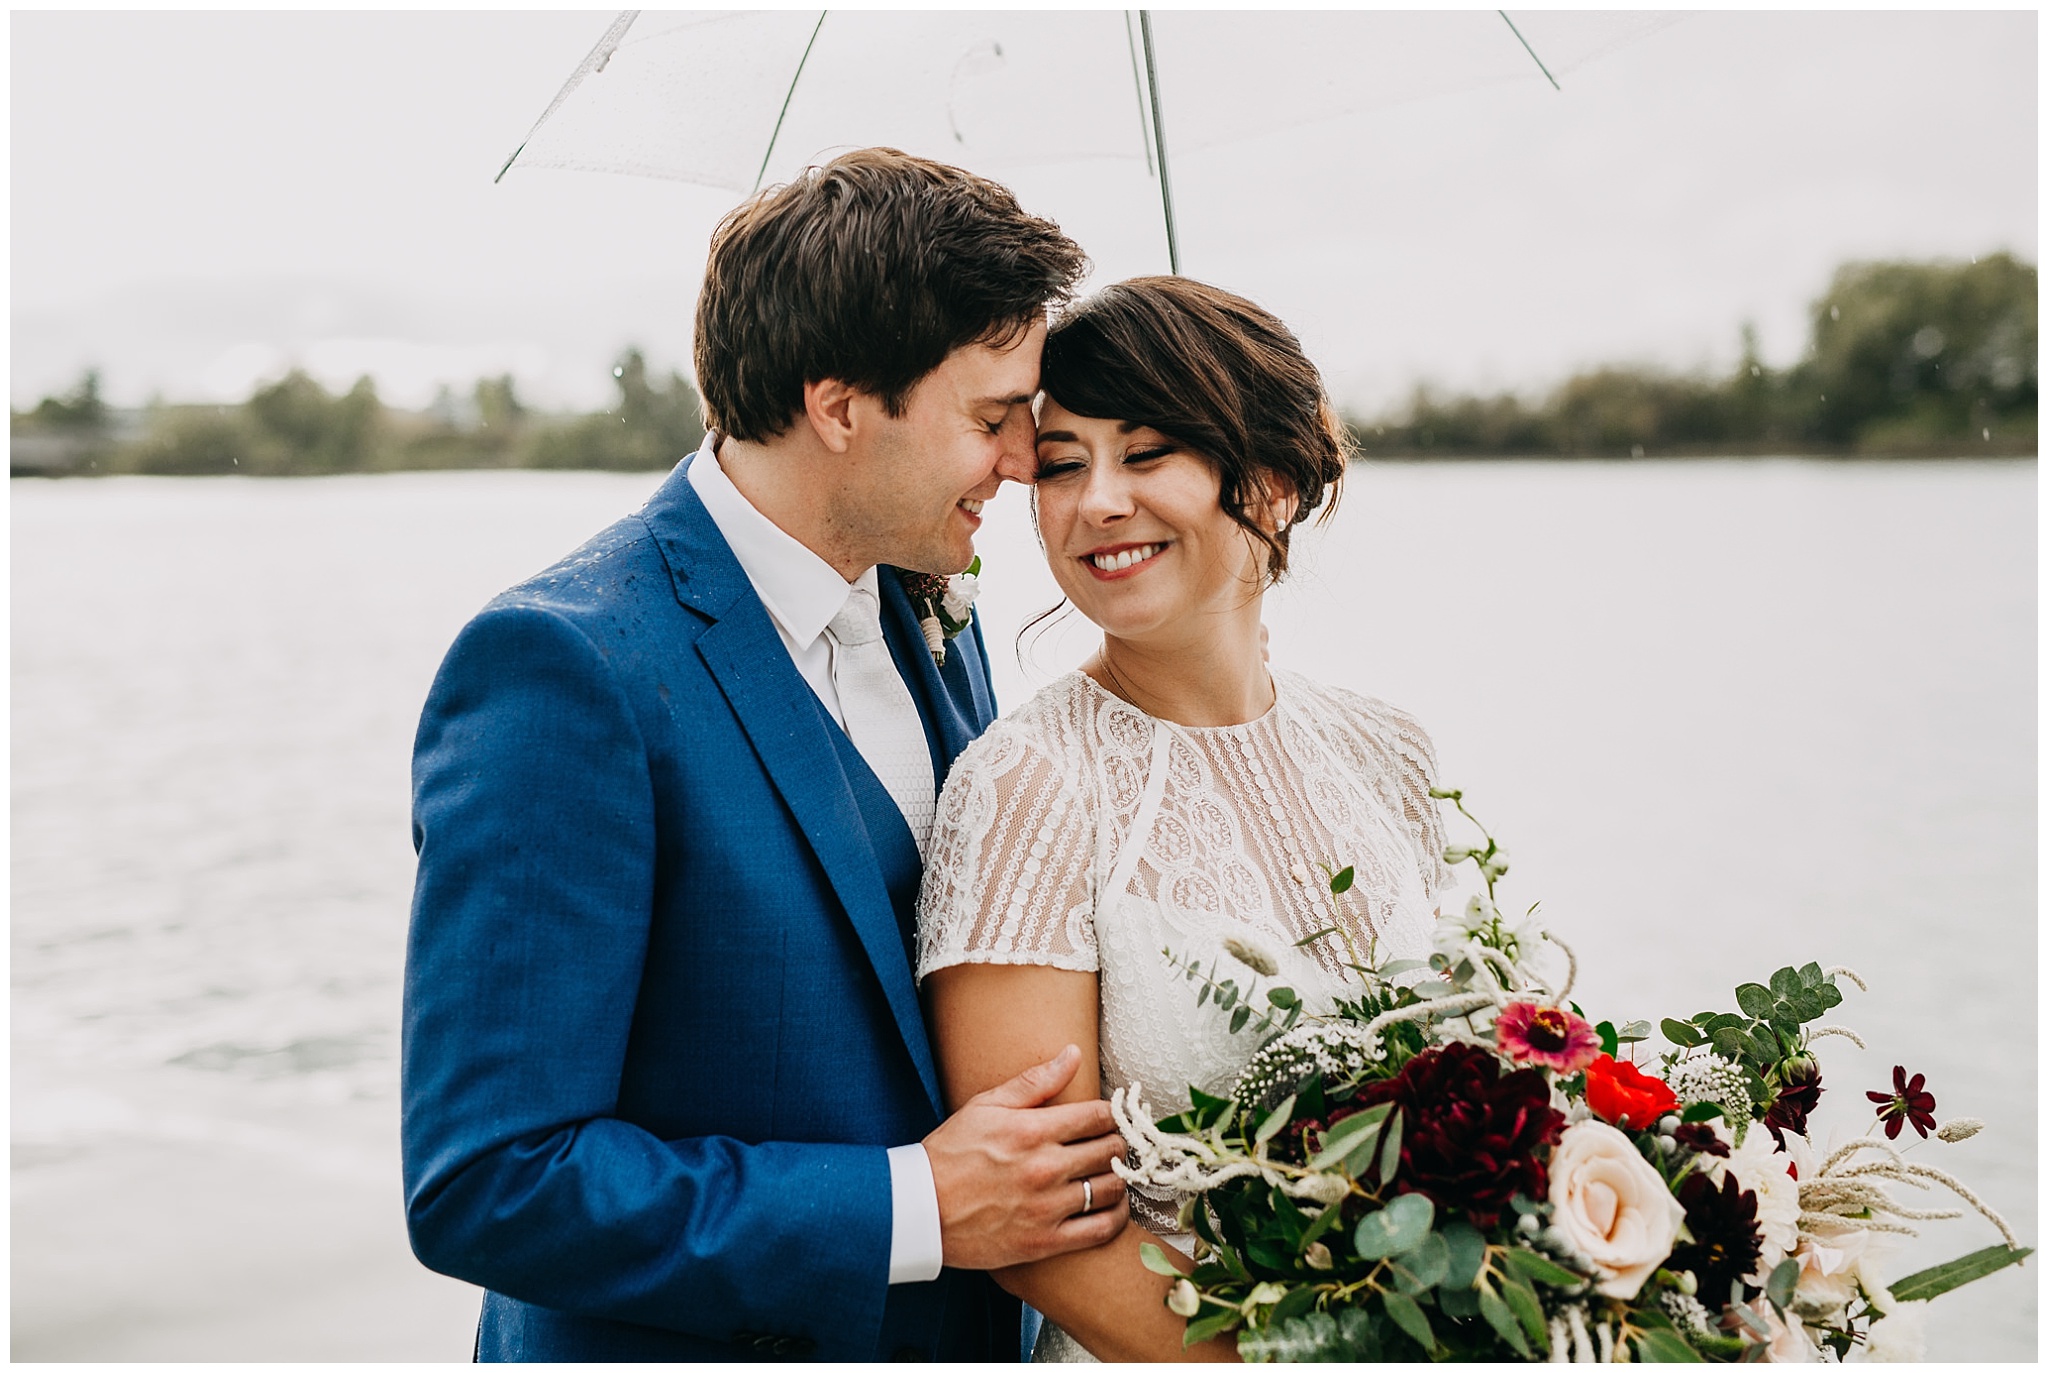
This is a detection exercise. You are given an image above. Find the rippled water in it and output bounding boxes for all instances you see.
[12,461,2035,1359]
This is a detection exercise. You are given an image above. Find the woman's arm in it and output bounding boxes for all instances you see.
[925,962,1237,1362]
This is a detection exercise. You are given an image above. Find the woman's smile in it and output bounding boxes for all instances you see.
[1082,541,1168,578]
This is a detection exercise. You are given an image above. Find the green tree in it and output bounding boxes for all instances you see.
[22,369,109,431]
[525,349,706,470]
[1796,253,2037,445]
[245,370,385,472]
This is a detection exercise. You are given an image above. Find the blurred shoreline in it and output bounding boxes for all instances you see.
[13,255,2037,477]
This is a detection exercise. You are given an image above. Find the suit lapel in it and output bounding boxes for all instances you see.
[643,460,944,1117]
[877,567,984,780]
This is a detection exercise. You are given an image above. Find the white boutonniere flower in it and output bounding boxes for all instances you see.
[903,557,981,667]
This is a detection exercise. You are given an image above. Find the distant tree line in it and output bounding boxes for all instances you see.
[1351,254,2036,457]
[10,349,706,477]
[11,255,2036,477]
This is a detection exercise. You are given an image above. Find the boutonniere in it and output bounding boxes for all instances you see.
[903,557,981,667]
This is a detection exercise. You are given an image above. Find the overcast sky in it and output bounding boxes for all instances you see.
[10,9,2037,415]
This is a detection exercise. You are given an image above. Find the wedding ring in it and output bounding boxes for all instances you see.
[1080,1177,1094,1215]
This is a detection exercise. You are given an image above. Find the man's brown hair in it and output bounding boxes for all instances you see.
[694,148,1089,443]
[1039,276,1352,584]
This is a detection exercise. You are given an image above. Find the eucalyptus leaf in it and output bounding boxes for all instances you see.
[1300,1200,1345,1249]
[1138,1242,1183,1278]
[1293,926,1339,948]
[1440,1221,1486,1289]
[1392,1231,1451,1292]
[1498,1274,1549,1351]
[1230,1005,1252,1034]
[1270,1285,1321,1327]
[1617,1019,1653,1043]
[1635,1328,1706,1362]
[1748,1025,1781,1063]
[1267,986,1300,1009]
[1380,1289,1434,1351]
[1735,983,1776,1018]
[1710,1027,1747,1059]
[1438,1283,1480,1319]
[1502,1246,1588,1289]
[1477,1284,1532,1359]
[1375,1108,1404,1185]
[1817,982,1843,1010]
[1595,1020,1620,1057]
[1254,1095,1297,1146]
[1196,983,1211,1007]
[1308,1102,1391,1171]
[1765,1257,1800,1311]
[1661,1017,1705,1048]
[1769,966,1803,997]
[1680,1101,1726,1124]
[1184,1310,1240,1348]
[1888,1244,2035,1303]
[1378,958,1430,977]
[1353,1191,1434,1260]
[1329,865,1355,894]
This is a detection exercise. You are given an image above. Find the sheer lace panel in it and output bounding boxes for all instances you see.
[917,704,1100,976]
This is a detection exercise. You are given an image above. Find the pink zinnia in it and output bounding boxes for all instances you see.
[1494,1002,1602,1073]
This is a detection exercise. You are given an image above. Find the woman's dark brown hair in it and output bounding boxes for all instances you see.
[695,147,1089,443]
[1039,276,1351,583]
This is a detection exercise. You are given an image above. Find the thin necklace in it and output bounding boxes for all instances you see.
[1094,649,1276,726]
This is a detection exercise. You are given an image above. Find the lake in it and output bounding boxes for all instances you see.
[11,459,2035,1359]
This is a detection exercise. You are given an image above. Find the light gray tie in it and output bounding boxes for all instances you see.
[825,585,936,858]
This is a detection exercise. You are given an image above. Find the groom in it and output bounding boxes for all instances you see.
[401,149,1126,1360]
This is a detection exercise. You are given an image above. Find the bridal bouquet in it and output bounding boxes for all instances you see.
[1114,790,2028,1362]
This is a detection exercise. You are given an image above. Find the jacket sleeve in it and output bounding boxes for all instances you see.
[401,602,895,1356]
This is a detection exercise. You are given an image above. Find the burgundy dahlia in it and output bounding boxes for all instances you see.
[1765,1060,1824,1148]
[1666,1170,1765,1306]
[1354,1041,1564,1227]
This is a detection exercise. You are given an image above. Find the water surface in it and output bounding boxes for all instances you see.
[12,460,2034,1358]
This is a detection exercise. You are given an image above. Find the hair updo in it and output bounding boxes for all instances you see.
[1038,276,1351,584]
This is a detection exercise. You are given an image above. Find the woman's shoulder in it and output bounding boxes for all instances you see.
[945,671,1103,787]
[1277,669,1438,756]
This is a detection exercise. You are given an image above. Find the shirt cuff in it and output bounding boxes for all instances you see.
[885,1143,945,1285]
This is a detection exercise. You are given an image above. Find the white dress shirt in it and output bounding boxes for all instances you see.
[687,438,946,1285]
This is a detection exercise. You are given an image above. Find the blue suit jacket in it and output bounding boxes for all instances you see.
[402,455,1011,1360]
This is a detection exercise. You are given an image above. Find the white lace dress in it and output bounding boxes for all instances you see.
[916,669,1452,1362]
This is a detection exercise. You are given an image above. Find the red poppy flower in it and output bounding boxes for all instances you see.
[1584,1054,1680,1129]
[1866,1065,1937,1139]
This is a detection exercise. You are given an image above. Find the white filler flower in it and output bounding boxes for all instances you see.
[1545,1120,1685,1299]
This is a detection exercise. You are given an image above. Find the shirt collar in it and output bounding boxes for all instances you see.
[687,434,874,648]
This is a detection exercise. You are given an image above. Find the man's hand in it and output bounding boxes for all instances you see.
[923,1044,1130,1270]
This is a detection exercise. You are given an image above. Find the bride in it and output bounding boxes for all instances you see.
[916,277,1454,1361]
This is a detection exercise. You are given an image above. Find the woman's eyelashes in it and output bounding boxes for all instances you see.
[1035,444,1176,479]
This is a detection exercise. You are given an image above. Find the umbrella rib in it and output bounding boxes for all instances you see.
[1122,12,1155,177]
[754,11,830,194]
[495,10,642,184]
[1137,11,1180,275]
[1498,11,1562,91]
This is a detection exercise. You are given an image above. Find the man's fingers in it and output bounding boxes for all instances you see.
[970,1043,1081,1111]
[1047,1199,1130,1255]
[1003,1095,1116,1149]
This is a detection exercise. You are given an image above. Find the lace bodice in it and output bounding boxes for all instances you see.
[917,666,1451,1146]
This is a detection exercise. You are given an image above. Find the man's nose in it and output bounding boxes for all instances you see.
[993,415,1037,485]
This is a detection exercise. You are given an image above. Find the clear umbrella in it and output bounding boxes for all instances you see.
[498,10,1679,272]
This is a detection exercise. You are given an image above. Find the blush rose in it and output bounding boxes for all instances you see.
[1546,1120,1686,1299]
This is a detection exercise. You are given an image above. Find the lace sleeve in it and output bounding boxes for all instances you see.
[915,723,1099,982]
